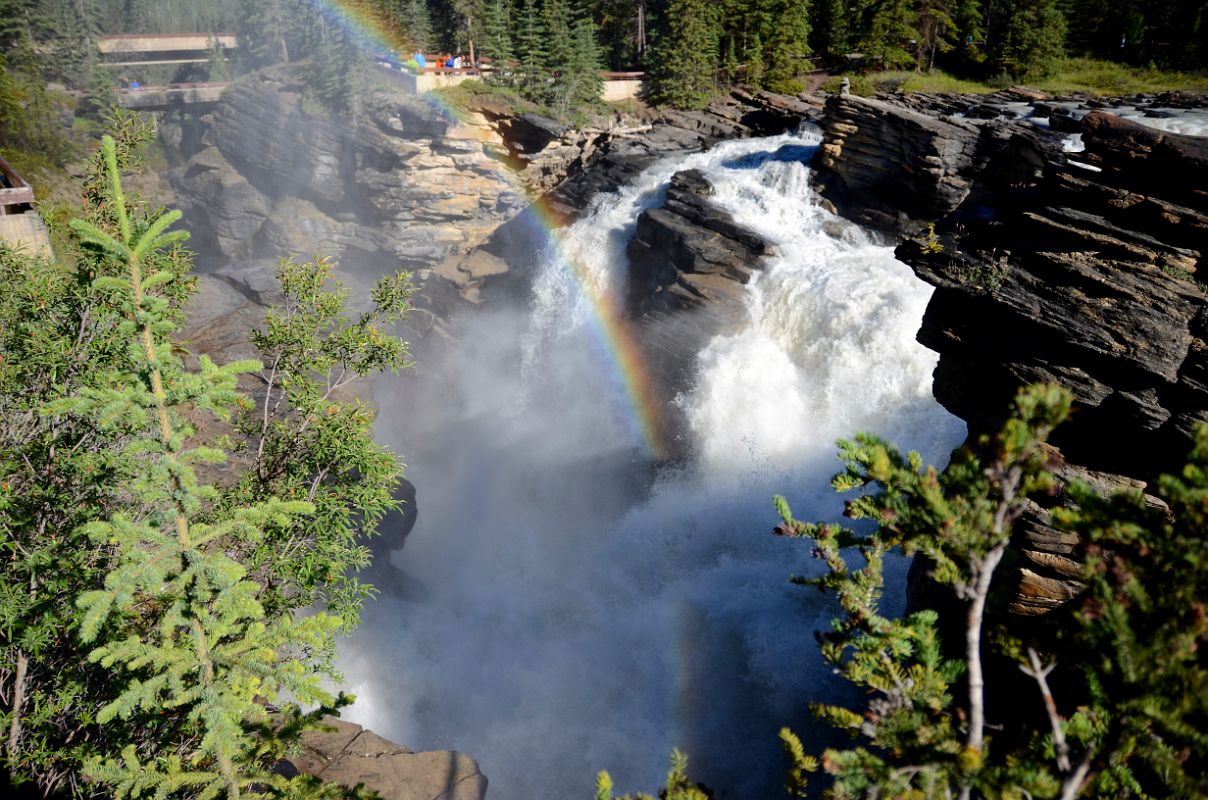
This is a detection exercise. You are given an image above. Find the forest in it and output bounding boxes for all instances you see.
[1,0,1207,798]
[2,0,1206,126]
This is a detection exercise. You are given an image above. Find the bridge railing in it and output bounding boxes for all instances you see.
[0,156,35,213]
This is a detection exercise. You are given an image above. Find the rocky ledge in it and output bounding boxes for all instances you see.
[283,718,486,800]
[545,89,820,219]
[813,92,1206,615]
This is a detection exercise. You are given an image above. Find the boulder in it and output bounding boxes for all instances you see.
[287,718,487,800]
[814,94,981,232]
[890,111,1207,481]
[624,168,774,404]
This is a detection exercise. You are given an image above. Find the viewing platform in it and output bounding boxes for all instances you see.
[374,58,645,101]
[0,156,52,257]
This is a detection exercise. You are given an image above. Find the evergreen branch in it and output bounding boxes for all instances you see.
[100,135,131,246]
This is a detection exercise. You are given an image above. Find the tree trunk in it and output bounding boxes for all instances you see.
[7,649,27,758]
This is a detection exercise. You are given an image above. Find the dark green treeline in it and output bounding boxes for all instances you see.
[3,0,1206,140]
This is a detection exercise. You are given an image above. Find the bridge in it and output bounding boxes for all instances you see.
[116,81,229,110]
[99,32,237,68]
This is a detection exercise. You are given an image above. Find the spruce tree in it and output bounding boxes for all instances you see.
[992,0,1067,79]
[56,135,337,800]
[564,16,604,112]
[916,0,957,72]
[544,0,577,80]
[745,31,764,89]
[516,0,551,101]
[648,0,717,109]
[768,382,1208,798]
[810,0,847,61]
[2,121,413,798]
[764,0,810,93]
[951,0,984,69]
[480,0,515,74]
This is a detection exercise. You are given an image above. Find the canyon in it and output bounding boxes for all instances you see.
[168,68,1206,798]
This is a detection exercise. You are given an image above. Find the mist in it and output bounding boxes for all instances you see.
[337,131,966,798]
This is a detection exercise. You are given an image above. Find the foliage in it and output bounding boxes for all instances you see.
[770,382,1208,798]
[763,0,811,93]
[0,42,73,165]
[594,750,711,800]
[60,135,332,798]
[0,120,178,797]
[1,125,411,797]
[1052,441,1208,797]
[222,257,413,631]
[991,0,1067,80]
[648,0,718,109]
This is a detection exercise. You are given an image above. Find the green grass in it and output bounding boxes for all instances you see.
[430,78,612,127]
[429,79,540,118]
[873,70,998,95]
[1031,58,1208,96]
[820,58,1208,98]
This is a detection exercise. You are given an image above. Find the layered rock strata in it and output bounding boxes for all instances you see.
[814,93,1206,615]
[624,169,775,398]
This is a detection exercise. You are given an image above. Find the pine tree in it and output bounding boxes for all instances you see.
[768,381,1208,798]
[406,0,435,52]
[480,0,515,74]
[565,16,604,111]
[992,0,1067,79]
[810,0,847,61]
[720,35,739,83]
[55,135,336,799]
[544,0,576,80]
[516,0,551,101]
[648,0,717,109]
[916,0,957,72]
[2,120,413,798]
[764,0,810,93]
[951,0,984,68]
[238,0,295,67]
[745,30,764,89]
[850,0,916,68]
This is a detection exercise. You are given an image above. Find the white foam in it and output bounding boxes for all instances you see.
[342,133,966,798]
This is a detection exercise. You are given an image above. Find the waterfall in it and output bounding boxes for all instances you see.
[342,130,966,799]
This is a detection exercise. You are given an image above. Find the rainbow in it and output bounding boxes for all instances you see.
[299,0,671,459]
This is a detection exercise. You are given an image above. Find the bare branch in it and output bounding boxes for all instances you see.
[1020,646,1070,773]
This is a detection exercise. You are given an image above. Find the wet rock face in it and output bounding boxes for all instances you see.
[622,168,774,406]
[545,89,821,221]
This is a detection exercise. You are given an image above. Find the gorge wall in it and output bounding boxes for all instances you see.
[813,93,1207,482]
[811,91,1207,615]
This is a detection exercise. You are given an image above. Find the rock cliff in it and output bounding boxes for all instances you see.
[170,66,526,340]
[813,92,1207,615]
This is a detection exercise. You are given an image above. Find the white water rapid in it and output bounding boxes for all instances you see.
[342,130,967,799]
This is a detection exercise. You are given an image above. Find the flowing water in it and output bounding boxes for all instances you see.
[342,130,967,798]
